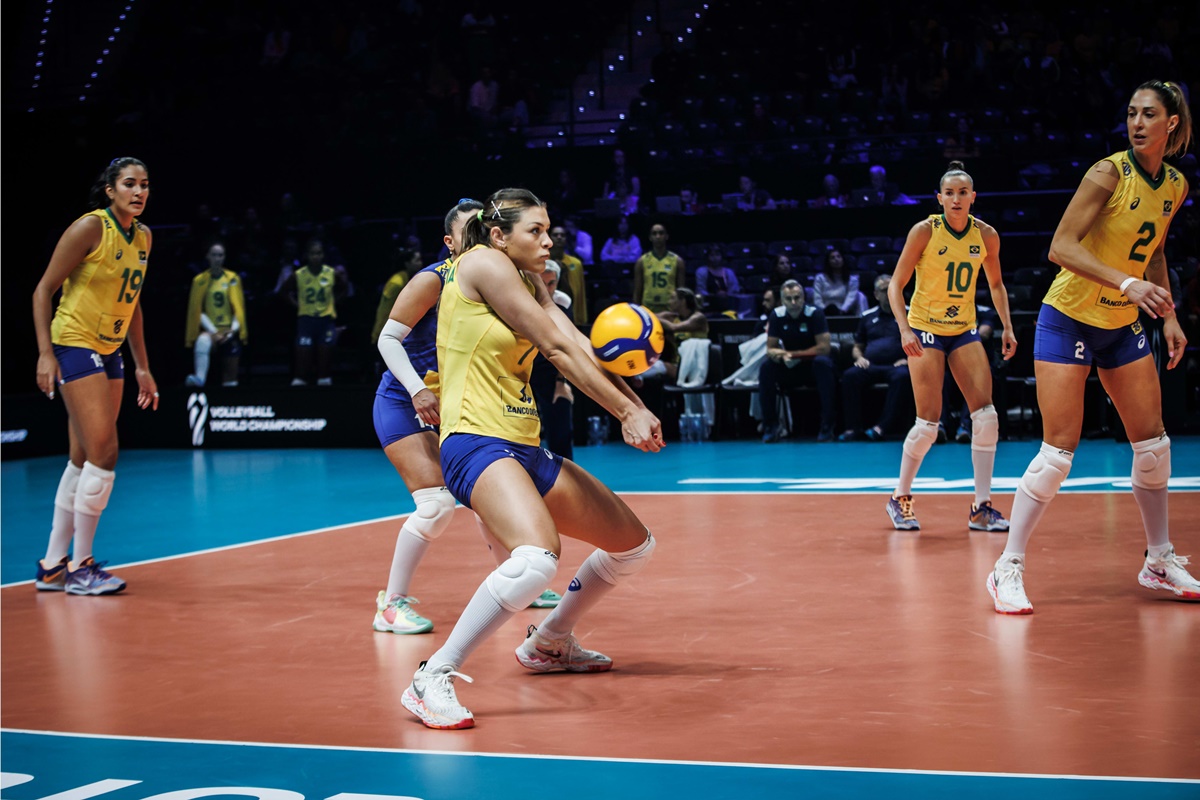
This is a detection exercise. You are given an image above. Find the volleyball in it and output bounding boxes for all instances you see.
[589,303,665,376]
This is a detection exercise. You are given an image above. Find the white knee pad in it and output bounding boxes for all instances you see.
[404,486,457,542]
[486,545,559,612]
[970,405,999,452]
[1131,433,1171,491]
[589,530,657,586]
[55,461,83,512]
[74,461,115,517]
[1018,442,1073,503]
[902,418,939,460]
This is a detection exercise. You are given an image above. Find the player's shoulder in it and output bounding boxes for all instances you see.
[972,216,998,238]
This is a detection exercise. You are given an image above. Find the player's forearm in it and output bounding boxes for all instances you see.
[128,306,151,371]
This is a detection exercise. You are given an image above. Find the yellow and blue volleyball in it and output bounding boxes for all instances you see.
[589,302,665,376]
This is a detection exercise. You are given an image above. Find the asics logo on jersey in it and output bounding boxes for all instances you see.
[938,246,948,255]
[1130,197,1141,210]
[115,250,123,260]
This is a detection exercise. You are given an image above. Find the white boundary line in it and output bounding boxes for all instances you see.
[2,728,1197,784]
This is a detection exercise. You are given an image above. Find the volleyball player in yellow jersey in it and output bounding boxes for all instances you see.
[401,188,662,730]
[633,222,686,314]
[988,81,1198,615]
[285,239,347,386]
[31,157,158,596]
[184,242,248,387]
[885,161,1017,533]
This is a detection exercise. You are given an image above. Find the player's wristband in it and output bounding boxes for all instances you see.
[1119,276,1137,295]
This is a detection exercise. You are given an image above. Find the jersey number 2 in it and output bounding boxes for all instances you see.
[1127,222,1157,263]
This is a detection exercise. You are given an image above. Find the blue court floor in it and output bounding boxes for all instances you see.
[3,438,1199,799]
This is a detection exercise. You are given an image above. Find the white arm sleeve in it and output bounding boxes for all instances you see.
[229,317,240,333]
[200,313,219,334]
[378,318,429,398]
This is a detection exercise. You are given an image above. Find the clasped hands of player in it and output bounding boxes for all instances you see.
[622,406,664,452]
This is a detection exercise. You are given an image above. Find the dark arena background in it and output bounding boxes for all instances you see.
[3,2,1199,798]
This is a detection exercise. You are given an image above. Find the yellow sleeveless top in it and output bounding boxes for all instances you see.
[640,250,682,312]
[437,245,541,446]
[296,265,337,318]
[1044,150,1185,329]
[907,214,985,334]
[51,208,151,354]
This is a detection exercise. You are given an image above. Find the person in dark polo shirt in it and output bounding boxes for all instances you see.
[759,279,835,442]
[838,275,911,441]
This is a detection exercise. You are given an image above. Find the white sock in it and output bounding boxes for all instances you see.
[193,345,211,384]
[1132,485,1170,553]
[427,580,512,672]
[971,448,995,506]
[537,550,617,641]
[385,529,432,598]
[45,461,82,564]
[1147,541,1173,560]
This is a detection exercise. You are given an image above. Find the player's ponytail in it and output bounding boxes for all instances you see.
[87,157,147,210]
[1137,80,1194,159]
[939,160,973,190]
[460,188,545,252]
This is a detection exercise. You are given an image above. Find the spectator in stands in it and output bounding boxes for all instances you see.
[769,254,794,296]
[679,185,702,215]
[550,225,588,325]
[737,175,776,211]
[760,279,836,443]
[809,173,850,209]
[838,275,910,441]
[468,66,500,127]
[753,287,778,335]
[695,245,741,315]
[652,287,709,384]
[813,248,865,316]
[185,242,248,388]
[552,169,580,217]
[633,223,686,314]
[284,239,348,386]
[851,165,908,207]
[563,216,594,265]
[944,116,981,160]
[600,215,642,265]
[603,149,640,215]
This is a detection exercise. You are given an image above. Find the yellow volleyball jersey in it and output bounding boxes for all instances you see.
[437,246,541,447]
[907,214,985,334]
[1044,150,1185,329]
[640,250,681,312]
[51,209,151,355]
[202,270,240,329]
[296,265,337,318]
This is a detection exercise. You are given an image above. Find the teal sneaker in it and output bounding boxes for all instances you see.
[528,589,562,609]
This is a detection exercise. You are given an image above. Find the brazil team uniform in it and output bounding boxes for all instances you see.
[1035,150,1186,368]
[639,250,683,313]
[295,264,338,347]
[436,245,563,508]
[194,271,243,355]
[907,214,986,354]
[372,261,452,448]
[51,208,150,382]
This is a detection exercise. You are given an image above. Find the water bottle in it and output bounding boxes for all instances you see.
[587,415,605,446]
[679,413,693,443]
[697,413,711,441]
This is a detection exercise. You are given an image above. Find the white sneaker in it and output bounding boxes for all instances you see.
[515,624,613,673]
[987,555,1033,615]
[401,661,475,729]
[372,591,433,634]
[1139,546,1200,600]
